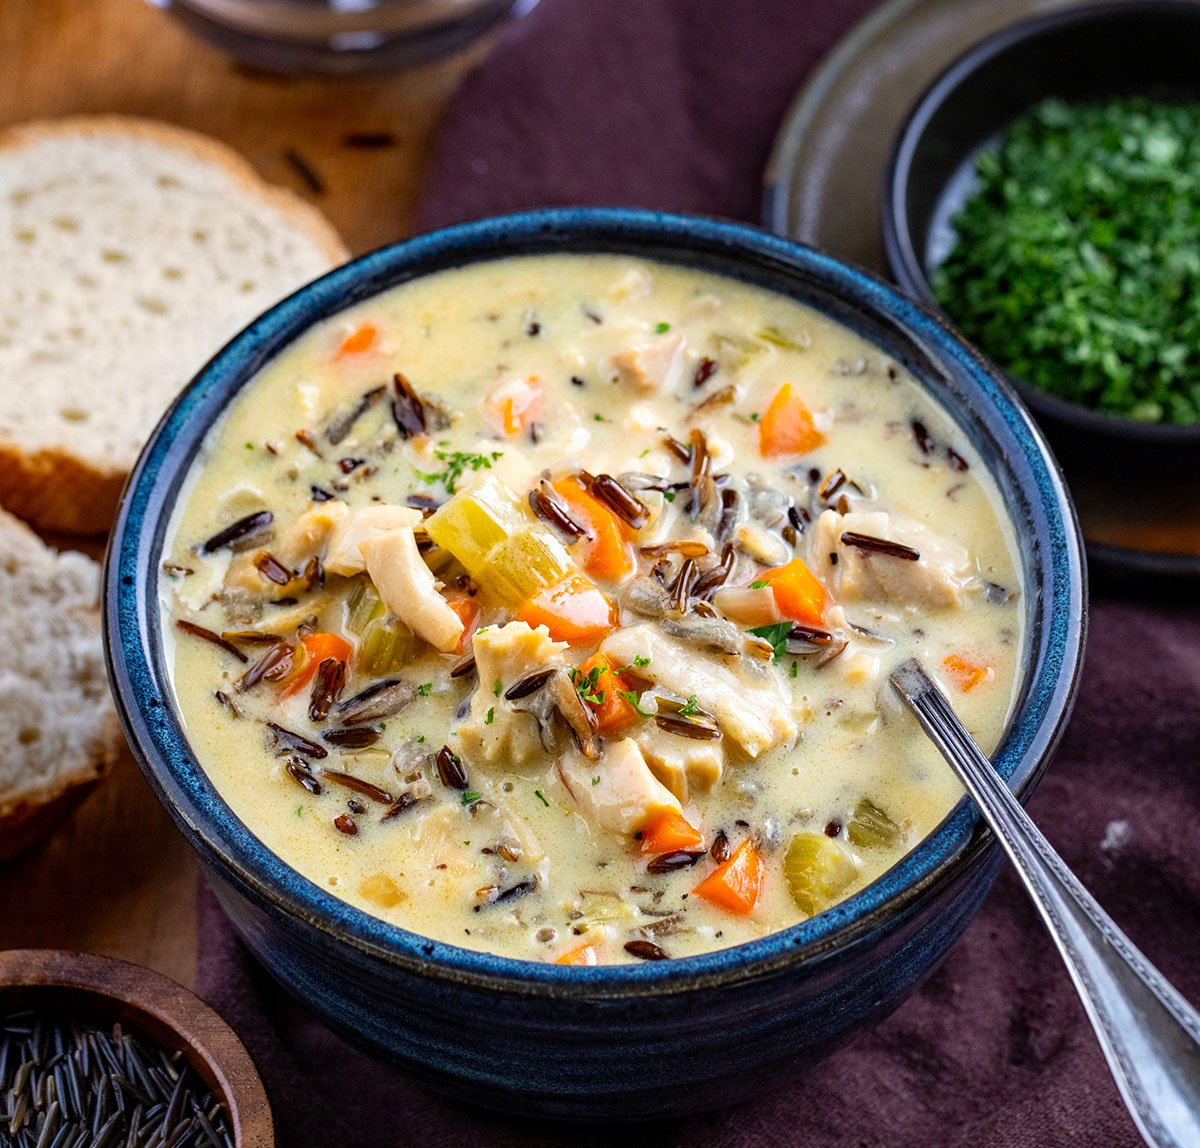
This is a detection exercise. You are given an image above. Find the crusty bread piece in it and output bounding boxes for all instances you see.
[0,508,121,858]
[0,116,348,534]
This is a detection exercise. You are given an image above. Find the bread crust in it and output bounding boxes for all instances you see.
[0,443,127,537]
[0,115,349,535]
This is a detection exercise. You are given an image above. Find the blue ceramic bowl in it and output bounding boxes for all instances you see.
[104,208,1086,1121]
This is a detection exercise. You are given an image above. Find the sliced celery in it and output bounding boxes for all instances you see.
[357,615,420,677]
[476,529,573,606]
[756,324,810,352]
[425,474,527,572]
[846,798,903,849]
[783,833,859,917]
[346,578,385,635]
[425,473,573,605]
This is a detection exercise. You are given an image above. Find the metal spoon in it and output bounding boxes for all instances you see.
[890,658,1200,1148]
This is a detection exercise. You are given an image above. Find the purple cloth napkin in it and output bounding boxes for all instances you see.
[197,3,1200,1143]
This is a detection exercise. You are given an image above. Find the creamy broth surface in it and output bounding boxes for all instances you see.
[163,254,1022,964]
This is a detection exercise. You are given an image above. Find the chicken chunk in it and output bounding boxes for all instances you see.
[457,622,569,768]
[601,625,797,759]
[630,725,724,804]
[557,738,681,836]
[324,504,422,577]
[809,509,974,611]
[360,528,464,653]
[275,499,349,569]
[611,332,686,392]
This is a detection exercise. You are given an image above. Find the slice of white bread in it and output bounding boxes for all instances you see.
[0,116,348,534]
[0,508,121,858]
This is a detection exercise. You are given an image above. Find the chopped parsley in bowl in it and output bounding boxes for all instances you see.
[933,97,1200,427]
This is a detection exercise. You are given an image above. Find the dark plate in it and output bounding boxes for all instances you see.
[881,1,1200,591]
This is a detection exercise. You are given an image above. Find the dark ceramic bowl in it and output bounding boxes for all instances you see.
[104,208,1086,1120]
[883,2,1200,585]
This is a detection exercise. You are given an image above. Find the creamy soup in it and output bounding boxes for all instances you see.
[162,254,1022,965]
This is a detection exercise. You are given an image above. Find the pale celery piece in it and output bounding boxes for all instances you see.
[846,798,903,849]
[426,473,572,605]
[784,833,859,917]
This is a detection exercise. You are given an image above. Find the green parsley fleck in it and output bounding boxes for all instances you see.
[245,442,254,450]
[749,412,760,423]
[618,689,657,719]
[591,776,601,786]
[296,805,305,817]
[593,412,606,422]
[416,735,426,744]
[749,621,793,663]
[790,660,799,679]
[679,695,699,716]
[464,840,471,846]
[613,654,650,675]
[569,665,606,706]
[418,682,433,697]
[415,449,503,494]
[662,491,676,503]
[485,707,495,725]
[461,789,482,805]
[655,321,671,334]
[534,789,550,808]
[750,579,769,590]
[493,678,503,697]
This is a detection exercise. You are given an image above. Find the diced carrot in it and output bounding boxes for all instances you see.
[338,322,378,356]
[484,377,543,436]
[515,574,617,646]
[760,557,829,626]
[759,384,825,457]
[572,652,638,734]
[640,810,703,856]
[943,653,995,692]
[551,477,635,582]
[556,943,599,966]
[692,839,764,915]
[279,632,354,699]
[445,596,481,655]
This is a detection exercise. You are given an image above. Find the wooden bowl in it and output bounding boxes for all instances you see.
[0,949,273,1147]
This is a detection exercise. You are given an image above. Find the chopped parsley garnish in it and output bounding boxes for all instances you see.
[591,776,601,786]
[485,707,495,725]
[934,97,1200,425]
[416,734,426,743]
[790,660,799,679]
[245,442,254,450]
[593,413,606,422]
[569,665,606,706]
[618,689,657,718]
[613,654,650,675]
[679,695,699,716]
[415,449,503,494]
[417,682,433,697]
[749,412,760,423]
[493,678,503,697]
[750,579,769,590]
[662,491,676,503]
[461,789,482,805]
[749,621,793,663]
[655,321,671,334]
[534,789,550,808]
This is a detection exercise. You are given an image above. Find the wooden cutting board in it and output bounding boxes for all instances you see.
[0,0,475,987]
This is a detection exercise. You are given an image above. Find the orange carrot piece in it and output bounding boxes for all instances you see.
[551,477,635,582]
[760,557,829,626]
[759,384,825,458]
[556,943,599,966]
[484,377,543,436]
[445,597,481,655]
[692,839,764,915]
[573,652,639,734]
[279,632,354,699]
[943,653,995,692]
[640,810,703,856]
[338,322,378,356]
[515,574,618,646]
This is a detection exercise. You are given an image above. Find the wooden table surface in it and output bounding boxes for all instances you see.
[0,0,474,988]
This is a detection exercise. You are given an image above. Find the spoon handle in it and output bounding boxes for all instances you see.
[891,659,1200,1148]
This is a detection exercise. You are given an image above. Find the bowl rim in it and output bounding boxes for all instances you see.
[104,206,1087,997]
[881,0,1200,445]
